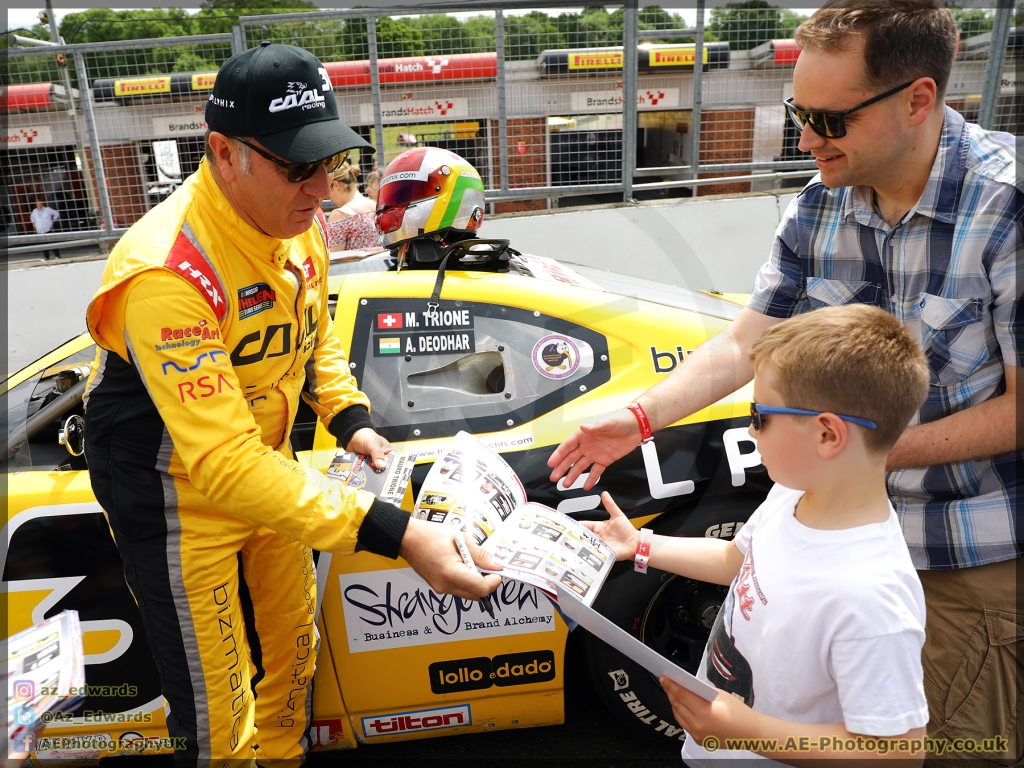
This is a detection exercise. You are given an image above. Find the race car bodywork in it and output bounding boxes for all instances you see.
[2,252,770,762]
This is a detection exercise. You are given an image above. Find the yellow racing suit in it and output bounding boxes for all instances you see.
[84,160,409,766]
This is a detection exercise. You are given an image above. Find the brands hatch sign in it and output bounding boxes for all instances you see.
[359,98,469,125]
[337,567,555,653]
[4,126,54,147]
[152,116,208,136]
[570,88,680,112]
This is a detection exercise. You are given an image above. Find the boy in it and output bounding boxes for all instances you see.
[588,305,931,766]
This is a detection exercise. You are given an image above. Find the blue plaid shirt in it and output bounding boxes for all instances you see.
[748,107,1022,570]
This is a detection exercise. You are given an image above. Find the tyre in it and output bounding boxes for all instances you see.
[583,494,764,745]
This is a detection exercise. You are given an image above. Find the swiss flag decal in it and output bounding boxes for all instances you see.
[377,313,403,330]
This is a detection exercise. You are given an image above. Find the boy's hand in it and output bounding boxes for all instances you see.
[581,492,639,562]
[660,676,754,749]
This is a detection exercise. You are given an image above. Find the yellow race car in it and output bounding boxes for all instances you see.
[2,246,769,762]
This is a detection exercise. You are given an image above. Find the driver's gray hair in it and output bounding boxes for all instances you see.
[203,129,252,175]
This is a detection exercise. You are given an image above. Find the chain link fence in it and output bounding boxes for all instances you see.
[4,2,1020,252]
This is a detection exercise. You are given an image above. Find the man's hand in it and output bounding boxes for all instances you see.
[581,492,639,561]
[346,427,393,470]
[547,409,640,490]
[661,676,753,747]
[399,518,503,600]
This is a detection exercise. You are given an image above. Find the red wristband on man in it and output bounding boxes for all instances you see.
[626,401,654,444]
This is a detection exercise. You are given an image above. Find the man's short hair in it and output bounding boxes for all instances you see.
[748,305,930,453]
[203,129,251,174]
[794,0,960,100]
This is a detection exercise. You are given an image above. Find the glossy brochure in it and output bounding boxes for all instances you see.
[414,432,616,607]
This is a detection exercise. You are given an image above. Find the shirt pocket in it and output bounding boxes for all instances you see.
[805,277,882,309]
[916,294,986,386]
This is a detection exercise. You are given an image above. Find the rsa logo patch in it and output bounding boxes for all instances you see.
[429,650,555,694]
[362,705,470,737]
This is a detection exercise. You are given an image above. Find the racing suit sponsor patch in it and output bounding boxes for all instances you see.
[165,232,228,322]
[237,282,276,320]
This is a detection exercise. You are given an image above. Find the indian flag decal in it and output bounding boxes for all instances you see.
[379,337,401,354]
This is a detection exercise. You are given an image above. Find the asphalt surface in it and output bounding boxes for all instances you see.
[99,629,683,766]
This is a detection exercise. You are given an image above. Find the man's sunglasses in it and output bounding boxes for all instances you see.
[749,402,878,431]
[783,81,914,139]
[232,138,349,183]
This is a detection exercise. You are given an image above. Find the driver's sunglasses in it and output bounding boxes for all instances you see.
[232,137,349,183]
[782,81,914,139]
[749,402,878,431]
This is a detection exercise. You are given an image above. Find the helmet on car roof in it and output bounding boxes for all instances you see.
[375,147,486,249]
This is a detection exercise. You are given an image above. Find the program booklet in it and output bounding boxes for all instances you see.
[4,610,86,758]
[413,431,616,607]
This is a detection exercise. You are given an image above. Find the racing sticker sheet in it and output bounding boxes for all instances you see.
[413,432,615,607]
[327,449,414,506]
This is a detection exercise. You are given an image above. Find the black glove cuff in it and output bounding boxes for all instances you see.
[355,499,411,559]
[328,404,374,448]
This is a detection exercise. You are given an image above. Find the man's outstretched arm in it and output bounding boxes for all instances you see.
[548,307,782,490]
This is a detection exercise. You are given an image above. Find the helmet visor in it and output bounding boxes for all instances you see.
[377,170,442,210]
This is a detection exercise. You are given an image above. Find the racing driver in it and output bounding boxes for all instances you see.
[83,42,500,766]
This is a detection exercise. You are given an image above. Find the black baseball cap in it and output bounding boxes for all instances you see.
[206,41,373,163]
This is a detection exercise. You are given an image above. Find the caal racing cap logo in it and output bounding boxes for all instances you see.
[269,77,326,113]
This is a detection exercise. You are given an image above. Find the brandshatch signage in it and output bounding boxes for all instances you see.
[359,98,469,125]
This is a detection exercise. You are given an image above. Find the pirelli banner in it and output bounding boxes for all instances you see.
[93,53,498,101]
[93,72,218,101]
[536,43,730,76]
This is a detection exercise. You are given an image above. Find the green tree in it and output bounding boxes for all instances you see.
[556,7,622,49]
[464,15,496,54]
[638,6,690,43]
[709,1,793,50]
[949,8,994,39]
[194,0,317,36]
[505,11,564,60]
[412,14,472,56]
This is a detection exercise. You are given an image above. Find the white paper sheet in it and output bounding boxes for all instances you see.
[555,584,718,702]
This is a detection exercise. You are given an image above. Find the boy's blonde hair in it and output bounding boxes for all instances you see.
[748,305,929,453]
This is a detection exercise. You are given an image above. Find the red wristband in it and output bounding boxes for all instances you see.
[626,402,654,444]
[634,527,654,574]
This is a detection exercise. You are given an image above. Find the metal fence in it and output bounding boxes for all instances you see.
[4,1,1020,250]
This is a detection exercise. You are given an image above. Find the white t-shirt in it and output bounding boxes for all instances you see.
[681,484,928,767]
[30,205,59,235]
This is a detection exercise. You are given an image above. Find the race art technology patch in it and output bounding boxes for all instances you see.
[532,334,581,380]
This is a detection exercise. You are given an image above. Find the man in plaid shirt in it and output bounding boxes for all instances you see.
[549,2,1020,764]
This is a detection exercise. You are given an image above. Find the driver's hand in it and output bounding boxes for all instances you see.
[547,409,641,490]
[399,518,503,600]
[346,427,393,470]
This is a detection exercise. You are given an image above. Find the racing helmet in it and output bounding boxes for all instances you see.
[375,148,486,248]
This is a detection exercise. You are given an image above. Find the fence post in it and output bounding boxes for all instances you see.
[495,10,509,193]
[978,0,1013,130]
[689,0,706,195]
[231,25,246,56]
[621,0,638,203]
[366,15,387,169]
[73,50,116,237]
